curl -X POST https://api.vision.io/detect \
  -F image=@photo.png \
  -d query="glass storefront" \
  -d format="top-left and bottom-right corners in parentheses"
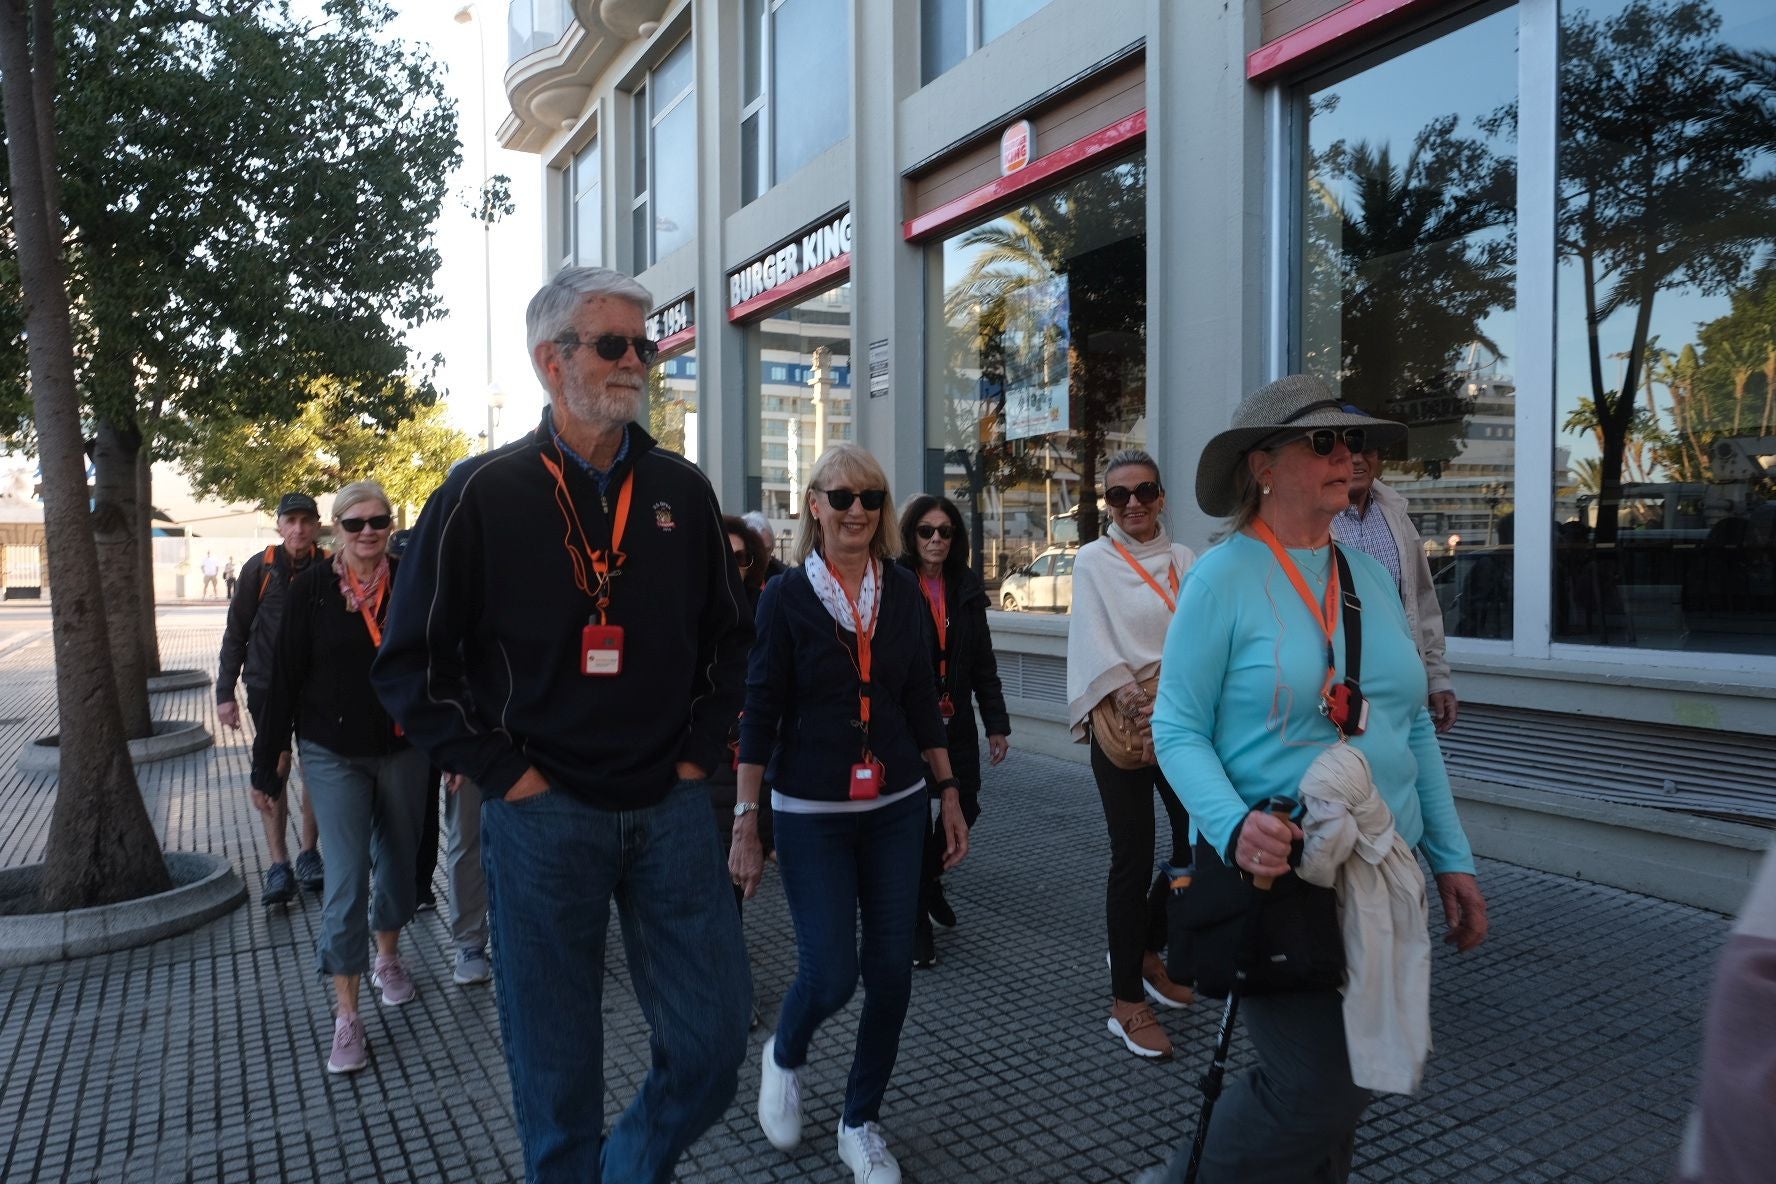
top-left (648, 348), bottom-right (698, 464)
top-left (924, 154), bottom-right (1147, 615)
top-left (1299, 5), bottom-right (1519, 640)
top-left (746, 283), bottom-right (853, 545)
top-left (1551, 0), bottom-right (1775, 655)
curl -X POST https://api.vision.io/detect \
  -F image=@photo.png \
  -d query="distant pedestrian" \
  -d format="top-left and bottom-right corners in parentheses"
top-left (1066, 449), bottom-right (1198, 1060)
top-left (744, 509), bottom-right (790, 580)
top-left (251, 480), bottom-right (424, 1075)
top-left (200, 552), bottom-right (220, 598)
top-left (1331, 408), bottom-right (1458, 733)
top-left (1146, 375), bottom-right (1487, 1183)
top-left (897, 493), bottom-right (1009, 969)
top-left (373, 265), bottom-right (753, 1183)
top-left (217, 492), bottom-right (326, 906)
top-left (222, 558), bottom-right (237, 599)
top-left (733, 443), bottom-right (969, 1184)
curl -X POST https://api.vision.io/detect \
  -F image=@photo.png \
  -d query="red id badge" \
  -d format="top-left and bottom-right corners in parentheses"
top-left (582, 624), bottom-right (624, 677)
top-left (938, 693), bottom-right (956, 721)
top-left (849, 759), bottom-right (885, 801)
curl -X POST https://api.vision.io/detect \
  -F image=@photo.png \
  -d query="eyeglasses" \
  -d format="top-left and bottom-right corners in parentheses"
top-left (1104, 482), bottom-right (1163, 508)
top-left (819, 488), bottom-right (887, 512)
top-left (339, 514), bottom-right (392, 533)
top-left (1262, 427), bottom-right (1367, 457)
top-left (915, 524), bottom-right (954, 541)
top-left (554, 333), bottom-right (660, 365)
top-left (730, 549), bottom-right (753, 570)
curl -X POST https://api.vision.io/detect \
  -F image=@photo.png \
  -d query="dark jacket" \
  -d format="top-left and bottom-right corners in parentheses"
top-left (898, 560), bottom-right (1011, 794)
top-left (251, 558), bottom-right (406, 796)
top-left (739, 563), bottom-right (947, 802)
top-left (217, 543), bottom-right (326, 703)
top-left (370, 414), bottom-right (754, 809)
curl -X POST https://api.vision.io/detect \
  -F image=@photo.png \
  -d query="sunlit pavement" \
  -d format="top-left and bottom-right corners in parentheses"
top-left (0, 612), bottom-right (1725, 1182)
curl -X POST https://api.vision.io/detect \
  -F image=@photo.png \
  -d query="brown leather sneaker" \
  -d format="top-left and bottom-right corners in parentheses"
top-left (1142, 950), bottom-right (1196, 1009)
top-left (1108, 999), bottom-right (1172, 1059)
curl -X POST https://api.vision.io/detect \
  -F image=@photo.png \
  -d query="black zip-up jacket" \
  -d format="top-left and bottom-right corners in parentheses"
top-left (738, 563), bottom-right (947, 802)
top-left (217, 543), bottom-right (326, 703)
top-left (896, 560), bottom-right (1011, 792)
top-left (250, 558), bottom-right (406, 796)
top-left (370, 414), bottom-right (753, 808)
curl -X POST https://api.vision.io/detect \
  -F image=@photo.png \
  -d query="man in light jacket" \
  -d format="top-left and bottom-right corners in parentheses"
top-left (1330, 427), bottom-right (1458, 733)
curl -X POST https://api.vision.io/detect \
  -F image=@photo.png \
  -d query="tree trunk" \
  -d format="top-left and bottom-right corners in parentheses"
top-left (136, 451), bottom-right (162, 676)
top-left (92, 419), bottom-right (154, 738)
top-left (0, 0), bottom-right (170, 908)
top-left (1763, 350), bottom-right (1775, 436)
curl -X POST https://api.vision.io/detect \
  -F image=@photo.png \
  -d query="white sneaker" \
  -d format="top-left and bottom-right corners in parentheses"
top-left (836, 1120), bottom-right (901, 1184)
top-left (757, 1036), bottom-right (803, 1151)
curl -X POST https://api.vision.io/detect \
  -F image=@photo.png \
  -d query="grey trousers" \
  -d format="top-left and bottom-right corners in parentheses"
top-left (299, 740), bottom-right (428, 977)
top-left (445, 777), bottom-right (488, 951)
top-left (1160, 989), bottom-right (1372, 1184)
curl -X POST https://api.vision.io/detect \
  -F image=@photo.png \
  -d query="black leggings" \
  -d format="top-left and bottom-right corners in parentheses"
top-left (1090, 737), bottom-right (1189, 1004)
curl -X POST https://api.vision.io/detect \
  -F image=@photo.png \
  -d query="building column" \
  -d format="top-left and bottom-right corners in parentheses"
top-left (693, 0), bottom-right (745, 505)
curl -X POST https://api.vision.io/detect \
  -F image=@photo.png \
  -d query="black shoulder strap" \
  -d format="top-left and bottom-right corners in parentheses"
top-left (1332, 545), bottom-right (1362, 689)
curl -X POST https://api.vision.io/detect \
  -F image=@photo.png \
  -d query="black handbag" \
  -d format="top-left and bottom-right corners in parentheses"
top-left (1163, 546), bottom-right (1365, 999)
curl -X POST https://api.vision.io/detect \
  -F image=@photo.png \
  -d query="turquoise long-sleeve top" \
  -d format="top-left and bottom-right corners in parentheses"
top-left (1151, 532), bottom-right (1475, 876)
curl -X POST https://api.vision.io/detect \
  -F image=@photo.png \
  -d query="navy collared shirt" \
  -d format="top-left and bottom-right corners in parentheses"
top-left (551, 424), bottom-right (631, 497)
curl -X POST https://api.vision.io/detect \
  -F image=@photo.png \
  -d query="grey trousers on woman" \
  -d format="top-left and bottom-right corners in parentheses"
top-left (1159, 989), bottom-right (1372, 1183)
top-left (444, 777), bottom-right (487, 952)
top-left (300, 740), bottom-right (428, 977)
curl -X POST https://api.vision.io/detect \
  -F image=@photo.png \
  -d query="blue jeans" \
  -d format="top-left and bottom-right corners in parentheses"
top-left (771, 790), bottom-right (926, 1126)
top-left (481, 779), bottom-right (750, 1184)
top-left (298, 741), bottom-right (427, 977)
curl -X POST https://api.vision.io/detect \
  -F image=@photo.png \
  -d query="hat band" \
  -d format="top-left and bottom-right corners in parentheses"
top-left (1277, 399), bottom-right (1345, 425)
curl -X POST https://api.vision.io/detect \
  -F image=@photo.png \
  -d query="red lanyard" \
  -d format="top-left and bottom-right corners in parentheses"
top-left (919, 573), bottom-right (948, 682)
top-left (539, 449), bottom-right (635, 624)
top-left (1111, 538), bottom-right (1179, 613)
top-left (345, 565), bottom-right (388, 649)
top-left (1251, 518), bottom-right (1342, 704)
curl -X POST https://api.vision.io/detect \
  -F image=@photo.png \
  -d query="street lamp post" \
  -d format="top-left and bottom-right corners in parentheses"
top-left (456, 4), bottom-right (497, 452)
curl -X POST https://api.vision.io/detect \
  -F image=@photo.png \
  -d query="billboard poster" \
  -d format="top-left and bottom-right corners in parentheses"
top-left (1003, 276), bottom-right (1070, 443)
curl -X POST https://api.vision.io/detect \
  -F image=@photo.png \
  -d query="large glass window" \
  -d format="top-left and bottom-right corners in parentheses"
top-left (631, 34), bottom-right (696, 270)
top-left (1551, 0), bottom-right (1775, 655)
top-left (921, 0), bottom-right (1055, 83)
top-left (746, 284), bottom-right (853, 543)
top-left (1299, 6), bottom-right (1519, 639)
top-left (742, 0), bottom-right (852, 203)
top-left (564, 138), bottom-right (600, 268)
top-left (925, 155), bottom-right (1147, 616)
top-left (649, 349), bottom-right (699, 464)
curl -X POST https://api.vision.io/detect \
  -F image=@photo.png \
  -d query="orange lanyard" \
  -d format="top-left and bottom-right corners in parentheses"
top-left (1111, 539), bottom-right (1180, 613)
top-left (1251, 518), bottom-right (1342, 703)
top-left (835, 561), bottom-right (881, 759)
top-left (539, 448), bottom-right (635, 624)
top-left (919, 573), bottom-right (948, 682)
top-left (345, 566), bottom-right (387, 649)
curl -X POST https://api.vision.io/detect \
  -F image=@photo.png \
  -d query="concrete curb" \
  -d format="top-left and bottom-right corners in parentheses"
top-left (17, 719), bottom-right (215, 775)
top-left (0, 851), bottom-right (246, 967)
top-left (147, 668), bottom-right (211, 693)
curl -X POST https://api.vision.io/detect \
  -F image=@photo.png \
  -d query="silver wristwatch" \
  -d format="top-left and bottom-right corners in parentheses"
top-left (733, 801), bottom-right (760, 819)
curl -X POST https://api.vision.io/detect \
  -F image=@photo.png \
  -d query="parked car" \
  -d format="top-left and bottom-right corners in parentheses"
top-left (999, 548), bottom-right (1075, 612)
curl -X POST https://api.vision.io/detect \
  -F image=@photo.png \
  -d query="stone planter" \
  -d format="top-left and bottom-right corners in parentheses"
top-left (0, 851), bottom-right (245, 966)
top-left (147, 668), bottom-right (211, 693)
top-left (17, 719), bottom-right (214, 775)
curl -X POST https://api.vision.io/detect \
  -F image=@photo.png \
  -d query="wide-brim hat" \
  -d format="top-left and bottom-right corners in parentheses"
top-left (1194, 375), bottom-right (1407, 517)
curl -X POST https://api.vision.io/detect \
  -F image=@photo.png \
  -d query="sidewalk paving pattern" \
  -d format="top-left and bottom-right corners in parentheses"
top-left (0, 616), bottom-right (1730, 1182)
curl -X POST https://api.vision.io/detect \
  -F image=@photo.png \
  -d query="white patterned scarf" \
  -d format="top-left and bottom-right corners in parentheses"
top-left (804, 549), bottom-right (880, 634)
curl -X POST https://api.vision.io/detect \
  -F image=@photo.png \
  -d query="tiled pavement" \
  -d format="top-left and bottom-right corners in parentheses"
top-left (0, 609), bottom-right (1735, 1182)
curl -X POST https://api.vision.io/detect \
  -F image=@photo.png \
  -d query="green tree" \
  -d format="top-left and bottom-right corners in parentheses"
top-left (0, 0), bottom-right (458, 735)
top-left (0, 0), bottom-right (170, 908)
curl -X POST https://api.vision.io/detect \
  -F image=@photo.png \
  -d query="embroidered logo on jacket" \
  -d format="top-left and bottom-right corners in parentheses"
top-left (653, 501), bottom-right (676, 531)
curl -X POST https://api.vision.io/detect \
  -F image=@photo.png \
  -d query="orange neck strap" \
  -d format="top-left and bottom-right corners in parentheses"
top-left (539, 446), bottom-right (635, 624)
top-left (1251, 517), bottom-right (1341, 702)
top-left (1111, 537), bottom-right (1180, 613)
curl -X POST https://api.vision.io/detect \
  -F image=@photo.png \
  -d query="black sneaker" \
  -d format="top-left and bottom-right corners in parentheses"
top-left (926, 881), bottom-right (957, 929)
top-left (294, 848), bottom-right (324, 894)
top-left (913, 917), bottom-right (937, 969)
top-left (414, 892), bottom-right (436, 914)
top-left (263, 861), bottom-right (296, 907)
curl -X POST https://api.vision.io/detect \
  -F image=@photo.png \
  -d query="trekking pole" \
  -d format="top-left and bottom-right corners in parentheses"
top-left (1183, 796), bottom-right (1297, 1184)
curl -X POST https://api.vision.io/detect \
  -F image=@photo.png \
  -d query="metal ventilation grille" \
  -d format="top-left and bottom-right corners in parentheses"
top-left (999, 651), bottom-right (1069, 704)
top-left (1440, 704), bottom-right (1776, 827)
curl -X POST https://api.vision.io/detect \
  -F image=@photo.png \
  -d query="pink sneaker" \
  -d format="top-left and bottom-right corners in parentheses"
top-left (371, 954), bottom-right (416, 1006)
top-left (327, 1013), bottom-right (367, 1074)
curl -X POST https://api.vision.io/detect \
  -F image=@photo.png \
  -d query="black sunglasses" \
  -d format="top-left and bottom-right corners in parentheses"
top-left (820, 488), bottom-right (887, 512)
top-left (339, 514), bottom-right (392, 533)
top-left (1262, 427), bottom-right (1367, 457)
top-left (915, 524), bottom-right (955, 541)
top-left (555, 333), bottom-right (660, 365)
top-left (730, 548), bottom-right (753, 570)
top-left (1105, 481), bottom-right (1163, 508)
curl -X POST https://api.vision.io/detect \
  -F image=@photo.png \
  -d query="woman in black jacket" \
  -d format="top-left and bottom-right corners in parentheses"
top-left (252, 480), bottom-right (427, 1077)
top-left (898, 494), bottom-right (1011, 968)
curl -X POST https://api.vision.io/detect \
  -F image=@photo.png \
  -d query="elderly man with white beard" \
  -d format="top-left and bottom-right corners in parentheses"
top-left (373, 267), bottom-right (755, 1183)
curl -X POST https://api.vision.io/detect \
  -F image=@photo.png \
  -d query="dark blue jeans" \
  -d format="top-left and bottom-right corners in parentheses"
top-left (481, 779), bottom-right (750, 1184)
top-left (771, 790), bottom-right (926, 1126)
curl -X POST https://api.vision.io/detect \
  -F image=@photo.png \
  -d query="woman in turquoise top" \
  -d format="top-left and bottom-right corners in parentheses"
top-left (1145, 375), bottom-right (1488, 1184)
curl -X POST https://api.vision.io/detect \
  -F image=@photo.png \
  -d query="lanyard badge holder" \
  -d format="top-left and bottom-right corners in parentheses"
top-left (541, 446), bottom-right (635, 678)
top-left (1252, 521), bottom-right (1367, 740)
top-left (845, 562), bottom-right (886, 800)
top-left (920, 575), bottom-right (956, 721)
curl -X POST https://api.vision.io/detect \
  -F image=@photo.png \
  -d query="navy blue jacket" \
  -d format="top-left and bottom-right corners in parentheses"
top-left (739, 563), bottom-right (947, 802)
top-left (371, 414), bottom-right (753, 809)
